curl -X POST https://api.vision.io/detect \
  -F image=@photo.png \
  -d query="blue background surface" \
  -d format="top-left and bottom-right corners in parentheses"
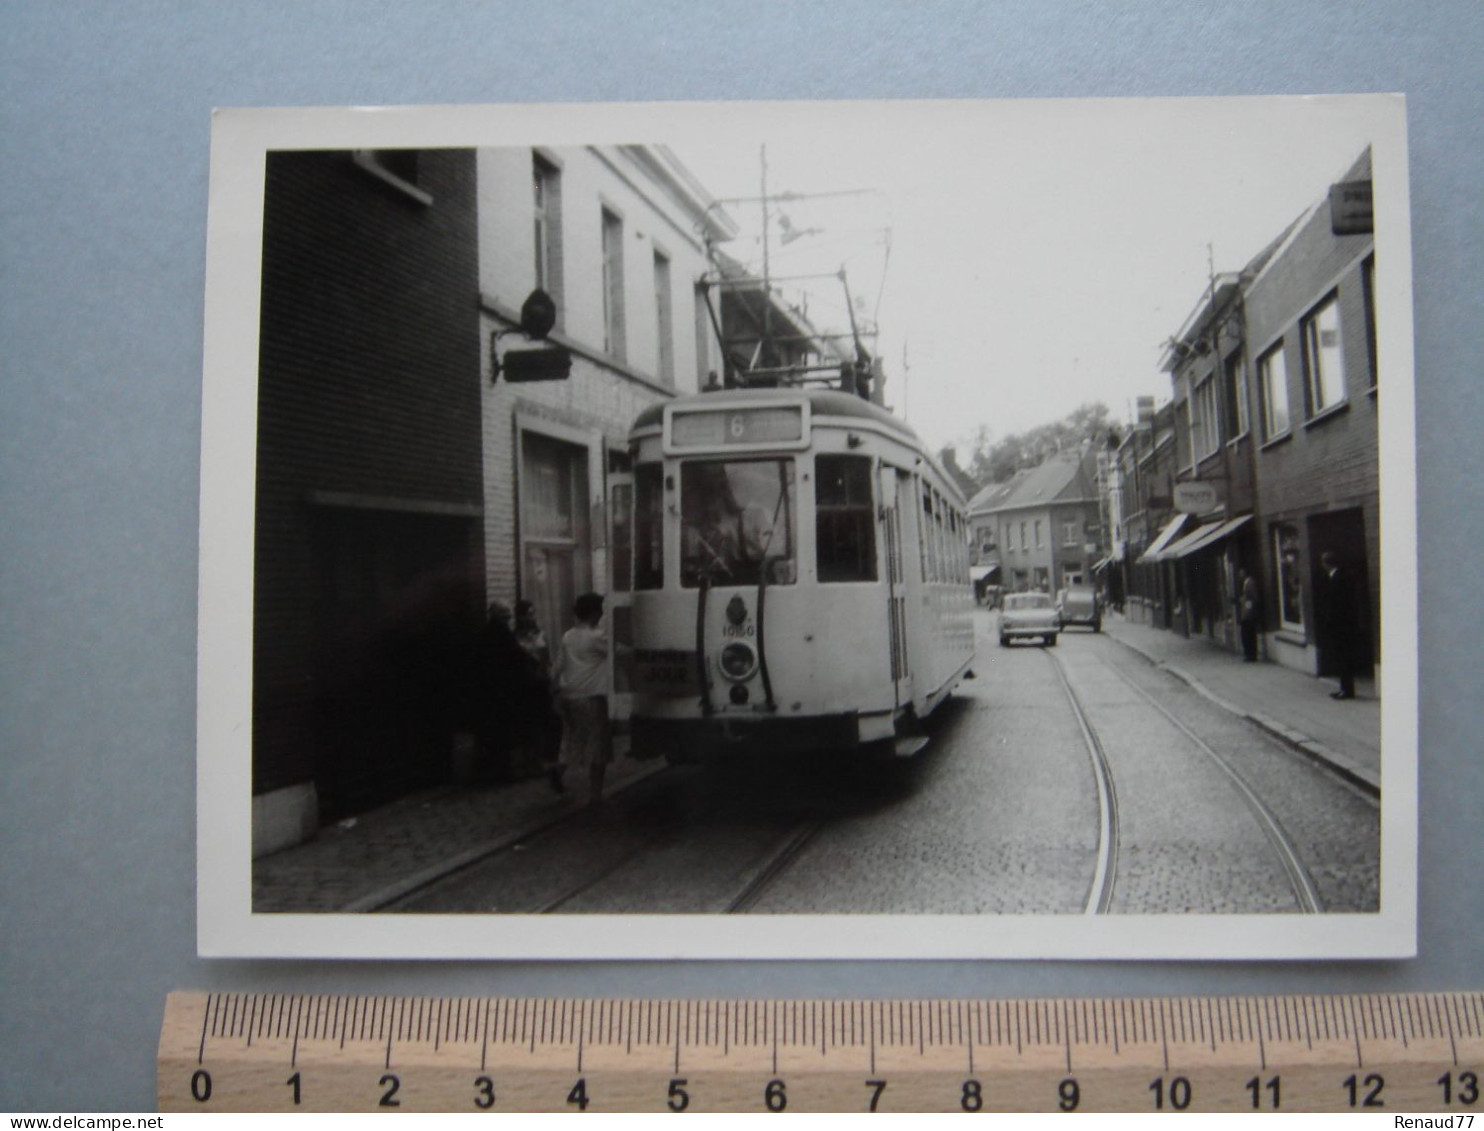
top-left (2, 0), bottom-right (1481, 1110)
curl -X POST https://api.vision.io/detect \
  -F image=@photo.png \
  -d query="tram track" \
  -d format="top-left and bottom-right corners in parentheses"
top-left (1095, 654), bottom-right (1322, 913)
top-left (1048, 642), bottom-right (1323, 916)
top-left (725, 817), bottom-right (828, 913)
top-left (1046, 649), bottom-right (1121, 915)
top-left (379, 756), bottom-right (840, 915)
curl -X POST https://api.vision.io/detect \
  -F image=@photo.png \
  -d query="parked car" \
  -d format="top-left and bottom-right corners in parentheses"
top-left (999, 591), bottom-right (1060, 647)
top-left (1056, 586), bottom-right (1101, 632)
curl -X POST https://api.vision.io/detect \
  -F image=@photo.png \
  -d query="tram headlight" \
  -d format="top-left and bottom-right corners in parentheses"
top-left (719, 642), bottom-right (757, 682)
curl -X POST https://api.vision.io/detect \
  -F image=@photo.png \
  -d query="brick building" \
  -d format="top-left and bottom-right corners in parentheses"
top-left (1120, 148), bottom-right (1378, 679)
top-left (1119, 399), bottom-right (1184, 626)
top-left (1244, 149), bottom-right (1378, 678)
top-left (253, 149), bottom-right (483, 850)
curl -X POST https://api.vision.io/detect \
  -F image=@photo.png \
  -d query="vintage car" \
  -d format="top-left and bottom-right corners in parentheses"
top-left (998, 591), bottom-right (1060, 647)
top-left (1056, 586), bottom-right (1102, 632)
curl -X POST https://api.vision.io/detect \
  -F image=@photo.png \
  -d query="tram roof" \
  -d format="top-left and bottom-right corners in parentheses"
top-left (630, 388), bottom-right (920, 443)
top-left (630, 388), bottom-right (968, 508)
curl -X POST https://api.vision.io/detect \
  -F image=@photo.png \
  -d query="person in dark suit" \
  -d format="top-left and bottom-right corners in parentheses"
top-left (1317, 551), bottom-right (1359, 699)
top-left (1237, 569), bottom-right (1261, 662)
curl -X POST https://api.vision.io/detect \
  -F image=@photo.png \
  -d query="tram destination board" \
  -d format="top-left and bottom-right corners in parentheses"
top-left (159, 991), bottom-right (1484, 1113)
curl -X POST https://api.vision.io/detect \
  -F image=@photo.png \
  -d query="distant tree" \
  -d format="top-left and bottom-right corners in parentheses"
top-left (938, 446), bottom-right (980, 499)
top-left (963, 402), bottom-right (1118, 487)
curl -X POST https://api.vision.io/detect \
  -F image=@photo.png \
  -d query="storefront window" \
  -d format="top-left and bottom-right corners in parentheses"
top-left (1273, 521), bottom-right (1304, 631)
top-left (680, 459), bottom-right (796, 587)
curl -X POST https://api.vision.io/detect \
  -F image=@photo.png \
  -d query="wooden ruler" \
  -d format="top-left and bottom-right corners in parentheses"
top-left (159, 991), bottom-right (1483, 1113)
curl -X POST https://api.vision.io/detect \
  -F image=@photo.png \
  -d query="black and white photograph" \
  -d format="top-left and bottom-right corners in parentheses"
top-left (199, 96), bottom-right (1416, 959)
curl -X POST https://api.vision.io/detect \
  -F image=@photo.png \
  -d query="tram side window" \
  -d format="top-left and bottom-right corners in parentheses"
top-left (634, 463), bottom-right (664, 590)
top-left (920, 489), bottom-right (931, 581)
top-left (815, 454), bottom-right (877, 583)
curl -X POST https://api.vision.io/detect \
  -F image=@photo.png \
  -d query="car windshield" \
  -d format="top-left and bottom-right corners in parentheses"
top-left (1005, 593), bottom-right (1052, 610)
top-left (680, 459), bottom-right (796, 587)
top-left (1003, 590), bottom-right (1050, 608)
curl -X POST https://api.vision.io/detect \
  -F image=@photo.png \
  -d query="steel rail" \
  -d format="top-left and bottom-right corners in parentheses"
top-left (1098, 655), bottom-right (1323, 914)
top-left (1046, 649), bottom-right (1121, 915)
top-left (725, 818), bottom-right (827, 914)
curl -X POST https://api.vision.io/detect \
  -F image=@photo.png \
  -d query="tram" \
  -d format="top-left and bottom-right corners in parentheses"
top-left (618, 384), bottom-right (976, 763)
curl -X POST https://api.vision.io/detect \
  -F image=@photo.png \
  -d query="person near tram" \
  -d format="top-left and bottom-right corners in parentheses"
top-left (513, 598), bottom-right (563, 783)
top-left (551, 592), bottom-right (615, 807)
top-left (466, 601), bottom-right (548, 784)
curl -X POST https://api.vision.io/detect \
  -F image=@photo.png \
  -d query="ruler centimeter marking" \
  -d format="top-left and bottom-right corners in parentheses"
top-left (159, 991), bottom-right (1484, 1113)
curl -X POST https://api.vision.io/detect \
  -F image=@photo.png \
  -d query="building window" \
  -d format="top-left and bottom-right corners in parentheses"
top-left (1191, 376), bottom-right (1220, 460)
top-left (1035, 520), bottom-right (1043, 549)
top-left (601, 208), bottom-right (626, 361)
top-left (1063, 520), bottom-right (1079, 547)
top-left (653, 250), bottom-right (674, 386)
top-left (1020, 521), bottom-right (1027, 552)
top-left (1273, 521), bottom-right (1305, 632)
top-left (1225, 349), bottom-right (1249, 439)
top-left (1258, 343), bottom-right (1290, 440)
top-left (1302, 293), bottom-right (1345, 415)
top-left (532, 156), bottom-right (563, 320)
top-left (1362, 255), bottom-right (1378, 389)
top-left (816, 455), bottom-right (877, 583)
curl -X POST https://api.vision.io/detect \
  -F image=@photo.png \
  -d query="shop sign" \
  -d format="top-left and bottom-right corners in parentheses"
top-left (1173, 480), bottom-right (1220, 514)
top-left (1330, 180), bottom-right (1373, 235)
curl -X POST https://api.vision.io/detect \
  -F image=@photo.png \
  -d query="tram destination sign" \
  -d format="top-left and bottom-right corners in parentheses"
top-left (665, 402), bottom-right (809, 454)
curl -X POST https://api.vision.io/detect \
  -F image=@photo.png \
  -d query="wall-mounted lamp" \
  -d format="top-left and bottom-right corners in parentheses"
top-left (492, 289), bottom-right (570, 383)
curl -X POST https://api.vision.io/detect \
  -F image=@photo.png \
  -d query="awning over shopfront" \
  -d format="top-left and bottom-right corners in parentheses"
top-left (1091, 555), bottom-right (1115, 573)
top-left (1165, 513), bottom-right (1253, 559)
top-left (970, 563), bottom-right (1000, 582)
top-left (1136, 514), bottom-right (1192, 564)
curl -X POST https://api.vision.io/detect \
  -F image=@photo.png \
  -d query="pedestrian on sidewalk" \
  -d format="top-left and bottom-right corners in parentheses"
top-left (1237, 569), bottom-right (1261, 663)
top-left (1317, 551), bottom-right (1359, 700)
top-left (466, 601), bottom-right (537, 783)
top-left (514, 599), bottom-right (563, 780)
top-left (551, 592), bottom-right (614, 807)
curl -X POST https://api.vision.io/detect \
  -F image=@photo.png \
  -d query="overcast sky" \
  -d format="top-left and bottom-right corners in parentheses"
top-left (674, 98), bottom-right (1380, 457)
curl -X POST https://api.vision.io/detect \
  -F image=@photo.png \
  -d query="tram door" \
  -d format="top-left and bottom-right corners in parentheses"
top-left (606, 469), bottom-right (634, 721)
top-left (879, 465), bottom-right (913, 711)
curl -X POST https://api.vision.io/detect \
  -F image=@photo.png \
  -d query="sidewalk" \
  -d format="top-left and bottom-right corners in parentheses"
top-left (1099, 613), bottom-right (1380, 797)
top-left (252, 737), bottom-right (668, 914)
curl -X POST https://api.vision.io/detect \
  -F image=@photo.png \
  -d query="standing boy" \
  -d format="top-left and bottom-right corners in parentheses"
top-left (551, 592), bottom-right (613, 806)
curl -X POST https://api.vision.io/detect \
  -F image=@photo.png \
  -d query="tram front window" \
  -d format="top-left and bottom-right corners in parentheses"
top-left (680, 459), bottom-right (796, 587)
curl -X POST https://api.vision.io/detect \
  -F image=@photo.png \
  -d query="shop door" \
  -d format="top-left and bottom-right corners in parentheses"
top-left (1308, 508), bottom-right (1374, 674)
